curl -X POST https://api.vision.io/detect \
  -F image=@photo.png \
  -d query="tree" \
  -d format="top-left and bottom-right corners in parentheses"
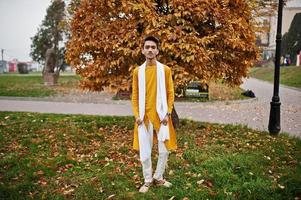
top-left (66, 0), bottom-right (259, 95)
top-left (30, 0), bottom-right (66, 69)
top-left (63, 0), bottom-right (81, 40)
top-left (247, 0), bottom-right (278, 38)
top-left (281, 13), bottom-right (301, 64)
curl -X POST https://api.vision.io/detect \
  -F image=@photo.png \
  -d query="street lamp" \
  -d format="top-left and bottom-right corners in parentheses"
top-left (268, 0), bottom-right (284, 135)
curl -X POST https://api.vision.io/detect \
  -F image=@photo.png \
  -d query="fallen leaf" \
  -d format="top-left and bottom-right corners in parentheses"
top-left (206, 180), bottom-right (213, 188)
top-left (38, 178), bottom-right (47, 186)
top-left (278, 184), bottom-right (285, 189)
top-left (63, 188), bottom-right (74, 195)
top-left (35, 170), bottom-right (44, 175)
top-left (107, 194), bottom-right (115, 199)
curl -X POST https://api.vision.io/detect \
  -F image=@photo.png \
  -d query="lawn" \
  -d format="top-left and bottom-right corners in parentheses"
top-left (250, 66), bottom-right (301, 88)
top-left (0, 73), bottom-right (247, 101)
top-left (0, 73), bottom-right (80, 97)
top-left (0, 112), bottom-right (300, 199)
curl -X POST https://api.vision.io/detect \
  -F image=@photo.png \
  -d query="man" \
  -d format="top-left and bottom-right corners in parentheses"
top-left (131, 36), bottom-right (177, 193)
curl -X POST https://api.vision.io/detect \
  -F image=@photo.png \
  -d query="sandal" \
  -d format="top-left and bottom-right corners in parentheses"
top-left (154, 179), bottom-right (172, 188)
top-left (139, 181), bottom-right (152, 193)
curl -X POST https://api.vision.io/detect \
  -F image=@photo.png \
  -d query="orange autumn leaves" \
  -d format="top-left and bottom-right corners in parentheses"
top-left (65, 0), bottom-right (259, 94)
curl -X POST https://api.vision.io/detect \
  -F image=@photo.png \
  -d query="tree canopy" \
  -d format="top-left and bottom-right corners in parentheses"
top-left (281, 13), bottom-right (301, 63)
top-left (66, 0), bottom-right (259, 94)
top-left (30, 0), bottom-right (65, 66)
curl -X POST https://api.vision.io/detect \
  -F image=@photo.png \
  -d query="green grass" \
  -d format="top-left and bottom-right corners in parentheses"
top-left (0, 112), bottom-right (300, 199)
top-left (0, 73), bottom-right (80, 97)
top-left (250, 66), bottom-right (301, 88)
top-left (1, 73), bottom-right (248, 101)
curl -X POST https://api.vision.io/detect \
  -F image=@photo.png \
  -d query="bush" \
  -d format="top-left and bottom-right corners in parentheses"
top-left (17, 63), bottom-right (29, 74)
top-left (281, 13), bottom-right (301, 64)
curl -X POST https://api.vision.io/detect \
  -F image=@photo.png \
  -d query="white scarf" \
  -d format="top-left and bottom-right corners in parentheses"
top-left (138, 61), bottom-right (170, 162)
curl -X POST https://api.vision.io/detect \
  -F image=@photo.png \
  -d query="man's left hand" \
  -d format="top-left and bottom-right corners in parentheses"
top-left (161, 115), bottom-right (169, 126)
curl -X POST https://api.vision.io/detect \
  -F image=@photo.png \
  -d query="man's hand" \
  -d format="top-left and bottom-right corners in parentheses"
top-left (136, 118), bottom-right (143, 126)
top-left (161, 114), bottom-right (169, 126)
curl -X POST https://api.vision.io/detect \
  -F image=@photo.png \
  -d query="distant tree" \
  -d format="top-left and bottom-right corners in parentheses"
top-left (281, 13), bottom-right (301, 64)
top-left (64, 0), bottom-right (81, 39)
top-left (66, 0), bottom-right (259, 94)
top-left (30, 0), bottom-right (66, 70)
top-left (248, 0), bottom-right (278, 40)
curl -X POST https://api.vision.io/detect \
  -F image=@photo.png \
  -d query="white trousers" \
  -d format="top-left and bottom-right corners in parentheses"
top-left (141, 121), bottom-right (169, 183)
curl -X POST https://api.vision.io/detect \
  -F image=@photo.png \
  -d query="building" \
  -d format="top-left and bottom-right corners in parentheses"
top-left (257, 0), bottom-right (301, 59)
top-left (0, 60), bottom-right (7, 73)
top-left (269, 0), bottom-right (301, 50)
top-left (8, 59), bottom-right (18, 72)
top-left (26, 61), bottom-right (43, 72)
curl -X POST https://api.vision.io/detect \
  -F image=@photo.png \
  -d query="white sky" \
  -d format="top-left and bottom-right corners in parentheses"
top-left (0, 0), bottom-right (51, 62)
top-left (0, 0), bottom-right (299, 62)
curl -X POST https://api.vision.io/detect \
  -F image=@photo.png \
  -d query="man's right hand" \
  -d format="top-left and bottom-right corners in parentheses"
top-left (136, 118), bottom-right (143, 126)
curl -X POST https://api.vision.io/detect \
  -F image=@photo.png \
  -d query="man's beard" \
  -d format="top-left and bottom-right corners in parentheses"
top-left (147, 53), bottom-right (155, 59)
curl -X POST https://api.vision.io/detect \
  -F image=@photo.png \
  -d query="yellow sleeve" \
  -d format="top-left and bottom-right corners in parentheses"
top-left (165, 66), bottom-right (174, 114)
top-left (131, 68), bottom-right (139, 119)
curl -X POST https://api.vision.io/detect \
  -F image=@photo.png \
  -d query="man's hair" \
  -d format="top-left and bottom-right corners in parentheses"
top-left (143, 35), bottom-right (160, 48)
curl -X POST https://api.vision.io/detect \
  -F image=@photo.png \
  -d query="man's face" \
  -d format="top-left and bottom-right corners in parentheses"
top-left (142, 40), bottom-right (159, 60)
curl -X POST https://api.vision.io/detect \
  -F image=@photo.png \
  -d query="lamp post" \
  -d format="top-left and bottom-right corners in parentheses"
top-left (268, 0), bottom-right (284, 135)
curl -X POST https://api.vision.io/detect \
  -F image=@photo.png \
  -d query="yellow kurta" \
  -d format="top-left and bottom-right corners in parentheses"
top-left (131, 64), bottom-right (177, 151)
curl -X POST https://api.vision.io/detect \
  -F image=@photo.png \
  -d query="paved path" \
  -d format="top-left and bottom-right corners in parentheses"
top-left (0, 78), bottom-right (300, 137)
top-left (175, 78), bottom-right (301, 137)
top-left (241, 78), bottom-right (301, 137)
